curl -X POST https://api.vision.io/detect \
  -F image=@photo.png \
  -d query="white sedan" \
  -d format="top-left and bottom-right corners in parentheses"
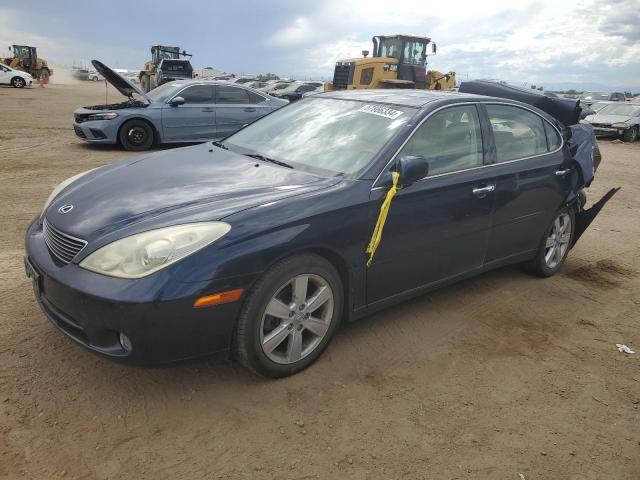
top-left (0, 64), bottom-right (34, 88)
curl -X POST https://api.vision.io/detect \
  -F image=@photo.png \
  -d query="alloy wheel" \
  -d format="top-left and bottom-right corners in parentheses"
top-left (544, 212), bottom-right (571, 269)
top-left (13, 78), bottom-right (25, 88)
top-left (260, 274), bottom-right (334, 365)
top-left (127, 127), bottom-right (147, 145)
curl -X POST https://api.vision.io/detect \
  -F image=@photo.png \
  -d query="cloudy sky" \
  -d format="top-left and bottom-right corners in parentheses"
top-left (2, 0), bottom-right (639, 90)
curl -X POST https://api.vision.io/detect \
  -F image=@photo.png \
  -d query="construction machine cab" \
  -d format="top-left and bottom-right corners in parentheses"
top-left (10, 45), bottom-right (37, 68)
top-left (140, 45), bottom-right (193, 92)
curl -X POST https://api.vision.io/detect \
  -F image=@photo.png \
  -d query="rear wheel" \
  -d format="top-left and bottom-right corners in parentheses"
top-left (622, 126), bottom-right (638, 143)
top-left (524, 207), bottom-right (575, 277)
top-left (233, 254), bottom-right (343, 377)
top-left (11, 76), bottom-right (25, 88)
top-left (119, 119), bottom-right (154, 151)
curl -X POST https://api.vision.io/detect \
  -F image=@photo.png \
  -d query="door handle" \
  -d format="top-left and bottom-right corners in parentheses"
top-left (472, 184), bottom-right (495, 196)
top-left (244, 107), bottom-right (256, 112)
top-left (555, 169), bottom-right (571, 176)
top-left (201, 107), bottom-right (214, 112)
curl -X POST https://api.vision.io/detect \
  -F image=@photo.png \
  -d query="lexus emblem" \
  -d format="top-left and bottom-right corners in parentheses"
top-left (58, 204), bottom-right (74, 214)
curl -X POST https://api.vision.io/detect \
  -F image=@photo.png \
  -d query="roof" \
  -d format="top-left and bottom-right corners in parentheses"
top-left (319, 89), bottom-right (471, 107)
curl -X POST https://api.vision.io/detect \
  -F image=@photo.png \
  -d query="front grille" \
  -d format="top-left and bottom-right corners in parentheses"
top-left (332, 63), bottom-right (353, 90)
top-left (74, 125), bottom-right (86, 138)
top-left (43, 219), bottom-right (87, 264)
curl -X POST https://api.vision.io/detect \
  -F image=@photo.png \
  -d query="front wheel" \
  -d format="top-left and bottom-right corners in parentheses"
top-left (622, 126), bottom-right (638, 143)
top-left (118, 119), bottom-right (154, 151)
top-left (11, 76), bottom-right (25, 88)
top-left (233, 254), bottom-right (343, 377)
top-left (524, 207), bottom-right (575, 277)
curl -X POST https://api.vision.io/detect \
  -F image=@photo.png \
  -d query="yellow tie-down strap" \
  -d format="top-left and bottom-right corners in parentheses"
top-left (366, 171), bottom-right (400, 267)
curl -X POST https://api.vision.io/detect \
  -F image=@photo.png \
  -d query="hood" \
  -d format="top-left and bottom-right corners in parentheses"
top-left (45, 143), bottom-right (339, 243)
top-left (586, 114), bottom-right (635, 125)
top-left (91, 59), bottom-right (151, 104)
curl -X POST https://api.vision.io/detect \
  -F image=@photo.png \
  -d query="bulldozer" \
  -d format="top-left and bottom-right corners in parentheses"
top-left (1, 45), bottom-right (53, 83)
top-left (325, 34), bottom-right (455, 92)
top-left (138, 45), bottom-right (193, 92)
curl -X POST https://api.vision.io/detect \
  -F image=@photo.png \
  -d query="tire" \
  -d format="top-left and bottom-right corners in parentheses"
top-left (118, 119), bottom-right (154, 151)
top-left (92, 76), bottom-right (98, 82)
top-left (622, 126), bottom-right (638, 143)
top-left (524, 206), bottom-right (575, 277)
top-left (11, 76), bottom-right (25, 88)
top-left (233, 254), bottom-right (344, 377)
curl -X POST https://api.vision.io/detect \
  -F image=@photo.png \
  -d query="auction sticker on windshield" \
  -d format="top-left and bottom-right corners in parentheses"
top-left (358, 104), bottom-right (404, 119)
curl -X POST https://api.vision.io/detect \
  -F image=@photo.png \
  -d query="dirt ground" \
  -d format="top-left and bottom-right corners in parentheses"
top-left (1, 82), bottom-right (639, 480)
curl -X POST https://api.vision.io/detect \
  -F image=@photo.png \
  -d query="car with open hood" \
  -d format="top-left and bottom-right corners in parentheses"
top-left (72, 60), bottom-right (288, 151)
top-left (27, 88), bottom-right (613, 377)
top-left (584, 102), bottom-right (640, 142)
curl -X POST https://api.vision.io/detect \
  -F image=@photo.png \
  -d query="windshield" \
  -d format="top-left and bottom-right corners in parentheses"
top-left (598, 104), bottom-right (640, 116)
top-left (146, 82), bottom-right (183, 102)
top-left (403, 40), bottom-right (428, 65)
top-left (590, 101), bottom-right (610, 112)
top-left (224, 98), bottom-right (414, 176)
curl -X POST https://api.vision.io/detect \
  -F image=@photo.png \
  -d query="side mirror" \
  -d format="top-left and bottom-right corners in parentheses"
top-left (169, 96), bottom-right (185, 107)
top-left (396, 155), bottom-right (429, 186)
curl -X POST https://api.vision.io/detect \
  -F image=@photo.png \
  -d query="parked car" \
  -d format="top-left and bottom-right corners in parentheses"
top-left (272, 81), bottom-right (325, 102)
top-left (259, 80), bottom-right (293, 94)
top-left (584, 102), bottom-right (640, 142)
top-left (27, 88), bottom-right (605, 377)
top-left (88, 70), bottom-right (103, 82)
top-left (0, 63), bottom-right (33, 87)
top-left (579, 91), bottom-right (625, 106)
top-left (72, 60), bottom-right (288, 151)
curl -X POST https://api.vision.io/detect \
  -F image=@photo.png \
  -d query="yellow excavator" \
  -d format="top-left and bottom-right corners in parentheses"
top-left (1, 45), bottom-right (53, 83)
top-left (325, 34), bottom-right (455, 92)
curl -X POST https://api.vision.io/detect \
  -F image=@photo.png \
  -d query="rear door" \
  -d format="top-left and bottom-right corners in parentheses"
top-left (161, 84), bottom-right (216, 141)
top-left (214, 85), bottom-right (268, 138)
top-left (482, 103), bottom-right (569, 265)
top-left (366, 104), bottom-right (496, 304)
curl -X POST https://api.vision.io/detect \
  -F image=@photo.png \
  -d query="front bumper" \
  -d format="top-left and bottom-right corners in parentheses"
top-left (25, 219), bottom-right (247, 364)
top-left (591, 125), bottom-right (630, 137)
top-left (73, 120), bottom-right (119, 144)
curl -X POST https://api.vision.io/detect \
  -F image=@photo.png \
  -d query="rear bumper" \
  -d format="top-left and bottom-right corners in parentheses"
top-left (25, 219), bottom-right (245, 364)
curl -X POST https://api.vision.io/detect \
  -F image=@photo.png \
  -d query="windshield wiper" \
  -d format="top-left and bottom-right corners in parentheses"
top-left (245, 153), bottom-right (294, 169)
top-left (212, 140), bottom-right (228, 150)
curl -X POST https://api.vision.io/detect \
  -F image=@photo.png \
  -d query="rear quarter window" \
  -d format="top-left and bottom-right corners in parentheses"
top-left (544, 121), bottom-right (562, 151)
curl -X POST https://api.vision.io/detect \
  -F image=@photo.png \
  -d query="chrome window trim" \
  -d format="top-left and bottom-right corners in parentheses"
top-left (371, 101), bottom-right (565, 190)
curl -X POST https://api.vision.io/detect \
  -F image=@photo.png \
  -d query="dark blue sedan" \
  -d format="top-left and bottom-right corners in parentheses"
top-left (26, 89), bottom-right (602, 377)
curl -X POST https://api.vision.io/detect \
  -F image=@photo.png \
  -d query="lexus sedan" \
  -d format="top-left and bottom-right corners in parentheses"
top-left (73, 61), bottom-right (287, 151)
top-left (27, 89), bottom-right (601, 377)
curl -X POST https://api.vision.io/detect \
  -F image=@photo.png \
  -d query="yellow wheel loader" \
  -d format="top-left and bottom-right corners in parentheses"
top-left (325, 34), bottom-right (455, 92)
top-left (138, 45), bottom-right (193, 93)
top-left (1, 45), bottom-right (53, 83)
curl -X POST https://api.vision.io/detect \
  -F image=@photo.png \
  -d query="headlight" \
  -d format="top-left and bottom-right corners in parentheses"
top-left (612, 122), bottom-right (630, 128)
top-left (87, 112), bottom-right (118, 121)
top-left (79, 222), bottom-right (231, 278)
top-left (41, 168), bottom-right (99, 216)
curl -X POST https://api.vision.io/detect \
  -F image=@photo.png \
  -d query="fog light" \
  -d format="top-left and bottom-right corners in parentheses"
top-left (119, 333), bottom-right (133, 352)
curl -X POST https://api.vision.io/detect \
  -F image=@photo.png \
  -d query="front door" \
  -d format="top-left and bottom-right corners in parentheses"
top-left (161, 84), bottom-right (216, 141)
top-left (366, 104), bottom-right (495, 304)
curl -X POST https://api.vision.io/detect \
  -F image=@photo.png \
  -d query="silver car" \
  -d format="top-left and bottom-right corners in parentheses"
top-left (584, 102), bottom-right (640, 142)
top-left (73, 61), bottom-right (288, 151)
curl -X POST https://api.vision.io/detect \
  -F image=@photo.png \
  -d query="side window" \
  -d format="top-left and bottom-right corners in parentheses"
top-left (544, 121), bottom-right (561, 151)
top-left (217, 85), bottom-right (251, 104)
top-left (397, 105), bottom-right (483, 176)
top-left (360, 68), bottom-right (374, 85)
top-left (486, 104), bottom-right (547, 162)
top-left (246, 90), bottom-right (266, 104)
top-left (177, 85), bottom-right (213, 104)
